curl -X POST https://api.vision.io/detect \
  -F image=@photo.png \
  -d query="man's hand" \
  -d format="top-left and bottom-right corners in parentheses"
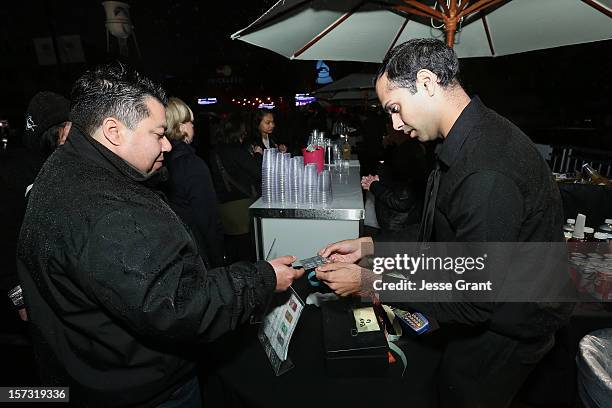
top-left (269, 255), bottom-right (304, 292)
top-left (361, 175), bottom-right (380, 191)
top-left (315, 262), bottom-right (363, 297)
top-left (318, 237), bottom-right (374, 264)
top-left (17, 308), bottom-right (28, 322)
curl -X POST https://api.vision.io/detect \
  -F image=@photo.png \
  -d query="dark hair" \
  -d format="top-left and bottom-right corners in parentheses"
top-left (376, 38), bottom-right (460, 94)
top-left (218, 116), bottom-right (246, 145)
top-left (251, 108), bottom-right (274, 139)
top-left (69, 62), bottom-right (168, 136)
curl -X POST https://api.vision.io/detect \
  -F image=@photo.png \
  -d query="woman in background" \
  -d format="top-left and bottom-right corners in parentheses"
top-left (163, 97), bottom-right (225, 267)
top-left (210, 115), bottom-right (261, 262)
top-left (249, 108), bottom-right (286, 154)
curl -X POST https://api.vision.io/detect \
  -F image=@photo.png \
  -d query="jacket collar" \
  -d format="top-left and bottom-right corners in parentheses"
top-left (63, 125), bottom-right (165, 184)
top-left (169, 139), bottom-right (193, 160)
top-left (435, 96), bottom-right (485, 169)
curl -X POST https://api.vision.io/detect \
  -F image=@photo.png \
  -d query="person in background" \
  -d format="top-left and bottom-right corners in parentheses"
top-left (0, 91), bottom-right (71, 322)
top-left (210, 115), bottom-right (261, 262)
top-left (249, 108), bottom-right (286, 154)
top-left (17, 63), bottom-right (303, 407)
top-left (163, 97), bottom-right (225, 268)
top-left (360, 122), bottom-right (432, 241)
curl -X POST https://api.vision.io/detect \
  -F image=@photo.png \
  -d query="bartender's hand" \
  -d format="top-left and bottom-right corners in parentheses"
top-left (316, 262), bottom-right (362, 297)
top-left (319, 237), bottom-right (374, 264)
top-left (253, 146), bottom-right (263, 155)
top-left (18, 308), bottom-right (28, 322)
top-left (269, 256), bottom-right (304, 292)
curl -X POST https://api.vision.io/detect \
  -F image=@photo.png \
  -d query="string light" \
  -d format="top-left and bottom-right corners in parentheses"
top-left (226, 96), bottom-right (278, 108)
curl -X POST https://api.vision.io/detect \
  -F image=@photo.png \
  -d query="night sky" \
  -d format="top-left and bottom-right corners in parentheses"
top-left (0, 0), bottom-right (610, 148)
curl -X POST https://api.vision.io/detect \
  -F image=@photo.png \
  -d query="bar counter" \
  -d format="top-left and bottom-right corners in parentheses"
top-left (250, 161), bottom-right (364, 261)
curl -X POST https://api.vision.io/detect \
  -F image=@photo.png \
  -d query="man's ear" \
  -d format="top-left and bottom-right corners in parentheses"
top-left (416, 69), bottom-right (437, 97)
top-left (101, 117), bottom-right (123, 146)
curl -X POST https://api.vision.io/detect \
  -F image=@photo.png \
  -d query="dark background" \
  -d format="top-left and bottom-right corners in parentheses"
top-left (0, 0), bottom-right (610, 148)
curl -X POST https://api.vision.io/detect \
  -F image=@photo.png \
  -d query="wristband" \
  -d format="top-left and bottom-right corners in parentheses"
top-left (8, 285), bottom-right (24, 309)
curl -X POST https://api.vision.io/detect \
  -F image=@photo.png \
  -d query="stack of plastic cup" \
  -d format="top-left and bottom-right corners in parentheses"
top-left (261, 148), bottom-right (278, 204)
top-left (318, 169), bottom-right (333, 205)
top-left (294, 156), bottom-right (304, 168)
top-left (288, 157), bottom-right (304, 205)
top-left (274, 152), bottom-right (291, 204)
top-left (304, 163), bottom-right (318, 206)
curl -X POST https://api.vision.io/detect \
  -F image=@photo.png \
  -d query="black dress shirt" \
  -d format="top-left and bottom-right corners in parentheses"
top-left (410, 96), bottom-right (572, 325)
top-left (428, 96), bottom-right (564, 243)
top-left (395, 97), bottom-right (573, 407)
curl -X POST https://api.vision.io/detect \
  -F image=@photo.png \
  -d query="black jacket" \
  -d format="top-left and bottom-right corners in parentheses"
top-left (249, 134), bottom-right (279, 152)
top-left (17, 128), bottom-right (276, 407)
top-left (370, 138), bottom-right (429, 237)
top-left (369, 181), bottom-right (422, 240)
top-left (210, 143), bottom-right (261, 204)
top-left (164, 140), bottom-right (225, 267)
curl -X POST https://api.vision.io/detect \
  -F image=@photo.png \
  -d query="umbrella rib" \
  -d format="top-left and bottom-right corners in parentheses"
top-left (394, 5), bottom-right (442, 20)
top-left (386, 17), bottom-right (411, 57)
top-left (402, 1), bottom-right (445, 20)
top-left (292, 1), bottom-right (366, 58)
top-left (481, 15), bottom-right (495, 56)
top-left (458, 0), bottom-right (506, 19)
top-left (438, 1), bottom-right (450, 15)
top-left (581, 0), bottom-right (612, 18)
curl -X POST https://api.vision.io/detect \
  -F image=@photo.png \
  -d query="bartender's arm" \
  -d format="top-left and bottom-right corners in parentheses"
top-left (317, 171), bottom-right (523, 322)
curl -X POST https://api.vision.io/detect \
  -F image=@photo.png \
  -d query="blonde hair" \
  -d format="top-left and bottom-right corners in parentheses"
top-left (165, 97), bottom-right (194, 141)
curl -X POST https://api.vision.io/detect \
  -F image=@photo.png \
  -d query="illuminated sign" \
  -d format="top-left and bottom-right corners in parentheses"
top-left (295, 93), bottom-right (316, 106)
top-left (316, 60), bottom-right (333, 85)
top-left (197, 98), bottom-right (218, 105)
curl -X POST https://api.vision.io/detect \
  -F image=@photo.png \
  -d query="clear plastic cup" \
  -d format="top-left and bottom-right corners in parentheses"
top-left (274, 152), bottom-right (291, 204)
top-left (294, 156), bottom-right (304, 169)
top-left (261, 148), bottom-right (278, 204)
top-left (288, 157), bottom-right (304, 205)
top-left (318, 169), bottom-right (333, 205)
top-left (304, 163), bottom-right (318, 206)
top-left (333, 143), bottom-right (342, 166)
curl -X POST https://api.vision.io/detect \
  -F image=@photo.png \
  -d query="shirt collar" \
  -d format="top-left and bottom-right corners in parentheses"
top-left (435, 96), bottom-right (485, 169)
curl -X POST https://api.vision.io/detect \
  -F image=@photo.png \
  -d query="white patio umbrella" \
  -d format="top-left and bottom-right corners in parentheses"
top-left (231, 0), bottom-right (612, 61)
top-left (312, 73), bottom-right (378, 104)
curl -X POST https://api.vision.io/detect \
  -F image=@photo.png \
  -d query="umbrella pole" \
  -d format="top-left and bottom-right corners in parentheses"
top-left (444, 0), bottom-right (458, 47)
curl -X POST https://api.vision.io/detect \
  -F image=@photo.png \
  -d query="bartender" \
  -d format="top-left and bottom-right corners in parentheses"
top-left (315, 38), bottom-right (573, 408)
